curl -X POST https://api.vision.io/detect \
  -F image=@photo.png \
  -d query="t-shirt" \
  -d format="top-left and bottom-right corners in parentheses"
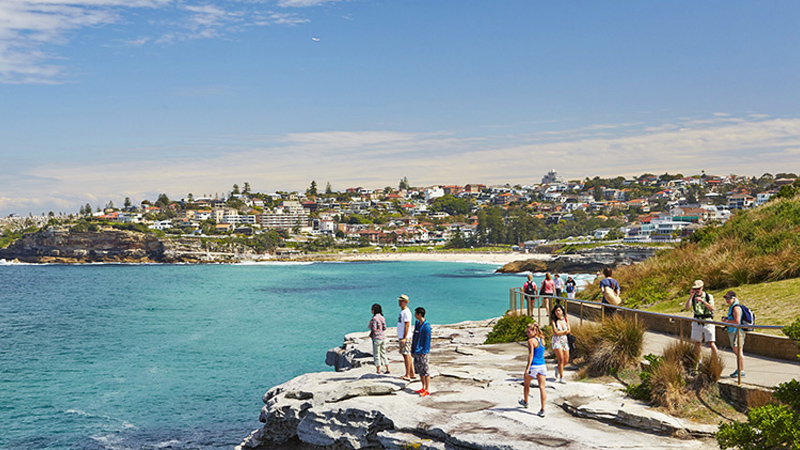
top-left (523, 280), bottom-right (538, 295)
top-left (554, 278), bottom-right (564, 290)
top-left (565, 279), bottom-right (576, 293)
top-left (397, 307), bottom-right (412, 340)
top-left (369, 313), bottom-right (386, 340)
top-left (542, 279), bottom-right (555, 294)
top-left (691, 292), bottom-right (714, 319)
top-left (599, 277), bottom-right (620, 304)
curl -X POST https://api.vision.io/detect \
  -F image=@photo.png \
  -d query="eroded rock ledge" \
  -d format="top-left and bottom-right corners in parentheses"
top-left (238, 319), bottom-right (716, 450)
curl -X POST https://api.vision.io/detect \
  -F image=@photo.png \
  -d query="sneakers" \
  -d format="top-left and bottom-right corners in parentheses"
top-left (414, 388), bottom-right (425, 394)
top-left (518, 399), bottom-right (528, 408)
top-left (419, 390), bottom-right (430, 397)
top-left (536, 409), bottom-right (546, 418)
top-left (730, 370), bottom-right (746, 378)
top-left (558, 377), bottom-right (566, 384)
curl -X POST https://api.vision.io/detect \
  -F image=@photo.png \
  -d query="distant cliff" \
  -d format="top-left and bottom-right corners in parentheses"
top-left (495, 244), bottom-right (663, 273)
top-left (0, 227), bottom-right (264, 263)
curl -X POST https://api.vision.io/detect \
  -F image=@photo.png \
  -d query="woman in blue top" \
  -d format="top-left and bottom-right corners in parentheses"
top-left (520, 322), bottom-right (547, 417)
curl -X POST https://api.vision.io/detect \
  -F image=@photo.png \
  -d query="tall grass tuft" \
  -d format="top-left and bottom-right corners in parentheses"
top-left (574, 316), bottom-right (646, 376)
top-left (663, 341), bottom-right (700, 375)
top-left (649, 358), bottom-right (688, 412)
top-left (693, 353), bottom-right (724, 391)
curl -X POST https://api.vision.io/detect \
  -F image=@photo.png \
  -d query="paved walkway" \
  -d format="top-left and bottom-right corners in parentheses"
top-left (643, 330), bottom-right (800, 388)
top-left (558, 313), bottom-right (800, 388)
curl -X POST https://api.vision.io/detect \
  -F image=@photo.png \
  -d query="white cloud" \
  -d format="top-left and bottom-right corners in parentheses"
top-left (5, 116), bottom-right (800, 216)
top-left (277, 0), bottom-right (339, 7)
top-left (0, 0), bottom-right (327, 83)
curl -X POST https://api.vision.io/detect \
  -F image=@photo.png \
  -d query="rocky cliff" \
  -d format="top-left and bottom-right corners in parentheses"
top-left (237, 319), bottom-right (716, 450)
top-left (0, 227), bottom-right (261, 263)
top-left (496, 244), bottom-right (663, 273)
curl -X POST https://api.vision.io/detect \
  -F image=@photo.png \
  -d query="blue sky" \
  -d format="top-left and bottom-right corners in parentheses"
top-left (1, 0), bottom-right (799, 215)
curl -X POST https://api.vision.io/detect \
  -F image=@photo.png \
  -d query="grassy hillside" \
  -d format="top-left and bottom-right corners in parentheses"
top-left (580, 194), bottom-right (800, 331)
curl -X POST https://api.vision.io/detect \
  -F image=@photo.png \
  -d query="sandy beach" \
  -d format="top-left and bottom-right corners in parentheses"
top-left (333, 250), bottom-right (548, 265)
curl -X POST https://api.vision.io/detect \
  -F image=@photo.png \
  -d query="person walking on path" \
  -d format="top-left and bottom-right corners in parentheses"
top-left (520, 322), bottom-right (547, 417)
top-left (411, 307), bottom-right (432, 397)
top-left (683, 279), bottom-right (719, 361)
top-left (599, 268), bottom-right (621, 318)
top-left (368, 303), bottom-right (389, 374)
top-left (550, 305), bottom-right (571, 383)
top-left (523, 274), bottom-right (538, 313)
top-left (397, 295), bottom-right (415, 381)
top-left (565, 276), bottom-right (577, 299)
top-left (553, 273), bottom-right (564, 301)
top-left (721, 291), bottom-right (747, 378)
top-left (540, 273), bottom-right (555, 313)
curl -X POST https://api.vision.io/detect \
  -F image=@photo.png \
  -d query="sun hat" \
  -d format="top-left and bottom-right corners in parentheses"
top-left (724, 291), bottom-right (737, 299)
top-left (692, 280), bottom-right (704, 289)
top-left (398, 294), bottom-right (409, 302)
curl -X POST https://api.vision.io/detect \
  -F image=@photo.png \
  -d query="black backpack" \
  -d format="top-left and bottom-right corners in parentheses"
top-left (524, 281), bottom-right (537, 296)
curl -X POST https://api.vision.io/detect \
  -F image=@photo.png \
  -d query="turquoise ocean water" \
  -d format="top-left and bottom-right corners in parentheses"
top-left (0, 261), bottom-right (586, 449)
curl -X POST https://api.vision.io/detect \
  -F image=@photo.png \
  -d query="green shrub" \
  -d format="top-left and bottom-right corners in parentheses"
top-left (625, 354), bottom-right (663, 402)
top-left (716, 321), bottom-right (800, 449)
top-left (484, 315), bottom-right (536, 344)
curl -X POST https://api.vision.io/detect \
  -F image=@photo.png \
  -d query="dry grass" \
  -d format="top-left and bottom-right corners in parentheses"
top-left (571, 316), bottom-right (645, 377)
top-left (694, 353), bottom-right (724, 391)
top-left (662, 340), bottom-right (699, 374)
top-left (649, 358), bottom-right (688, 413)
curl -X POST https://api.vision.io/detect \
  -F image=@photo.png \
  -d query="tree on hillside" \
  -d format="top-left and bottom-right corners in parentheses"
top-left (155, 194), bottom-right (170, 208)
top-left (399, 177), bottom-right (410, 190)
top-left (243, 182), bottom-right (251, 195)
top-left (232, 184), bottom-right (240, 195)
top-left (124, 197), bottom-right (132, 209)
top-left (325, 182), bottom-right (333, 195)
top-left (307, 180), bottom-right (318, 197)
top-left (430, 195), bottom-right (470, 216)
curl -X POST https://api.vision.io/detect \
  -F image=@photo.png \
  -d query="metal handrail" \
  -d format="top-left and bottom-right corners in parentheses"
top-left (508, 286), bottom-right (789, 385)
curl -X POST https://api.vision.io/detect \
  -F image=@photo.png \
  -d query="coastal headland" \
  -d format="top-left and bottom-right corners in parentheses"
top-left (238, 319), bottom-right (716, 450)
top-left (0, 226), bottom-right (660, 271)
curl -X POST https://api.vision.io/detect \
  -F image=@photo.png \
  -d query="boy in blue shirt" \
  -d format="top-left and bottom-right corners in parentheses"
top-left (411, 307), bottom-right (432, 397)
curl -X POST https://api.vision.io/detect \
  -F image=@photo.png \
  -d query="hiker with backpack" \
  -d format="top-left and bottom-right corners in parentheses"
top-left (683, 279), bottom-right (719, 361)
top-left (523, 274), bottom-right (538, 313)
top-left (721, 291), bottom-right (751, 378)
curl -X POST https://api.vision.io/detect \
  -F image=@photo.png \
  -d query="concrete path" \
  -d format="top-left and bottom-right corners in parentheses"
top-left (556, 311), bottom-right (800, 388)
top-left (642, 330), bottom-right (800, 388)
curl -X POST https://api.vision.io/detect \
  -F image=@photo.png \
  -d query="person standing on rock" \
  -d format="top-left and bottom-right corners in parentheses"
top-left (682, 279), bottom-right (719, 361)
top-left (368, 303), bottom-right (389, 374)
top-left (520, 322), bottom-right (547, 417)
top-left (565, 276), bottom-right (577, 299)
top-left (411, 307), bottom-right (432, 397)
top-left (397, 295), bottom-right (415, 381)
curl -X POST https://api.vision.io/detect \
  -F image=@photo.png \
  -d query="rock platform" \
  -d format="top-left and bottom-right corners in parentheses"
top-left (238, 319), bottom-right (718, 450)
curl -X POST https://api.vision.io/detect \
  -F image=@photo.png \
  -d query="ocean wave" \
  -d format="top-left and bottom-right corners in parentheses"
top-left (235, 261), bottom-right (315, 266)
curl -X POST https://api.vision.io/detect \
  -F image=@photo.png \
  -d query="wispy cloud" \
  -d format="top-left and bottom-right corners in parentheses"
top-left (4, 115), bottom-right (799, 216)
top-left (0, 0), bottom-right (324, 83)
top-left (277, 0), bottom-right (339, 7)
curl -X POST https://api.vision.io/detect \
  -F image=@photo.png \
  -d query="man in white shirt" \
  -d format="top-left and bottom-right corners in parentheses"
top-left (397, 294), bottom-right (415, 381)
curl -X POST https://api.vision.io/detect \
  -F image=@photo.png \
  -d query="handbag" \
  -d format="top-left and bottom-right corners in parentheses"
top-left (567, 333), bottom-right (576, 352)
top-left (602, 285), bottom-right (622, 306)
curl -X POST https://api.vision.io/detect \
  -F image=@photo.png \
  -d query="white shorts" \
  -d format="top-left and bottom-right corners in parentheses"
top-left (691, 321), bottom-right (716, 343)
top-left (528, 364), bottom-right (547, 377)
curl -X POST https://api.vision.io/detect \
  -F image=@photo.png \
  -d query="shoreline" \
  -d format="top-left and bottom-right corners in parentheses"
top-left (0, 251), bottom-right (547, 266)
